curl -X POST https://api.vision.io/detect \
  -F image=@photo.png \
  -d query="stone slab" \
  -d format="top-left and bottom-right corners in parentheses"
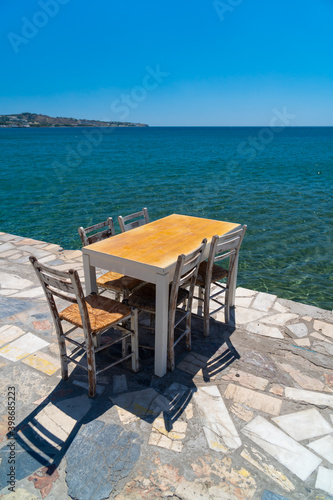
top-left (115, 406), bottom-right (139, 424)
top-left (21, 351), bottom-right (60, 375)
top-left (0, 243), bottom-right (15, 253)
top-left (66, 420), bottom-right (140, 500)
top-left (236, 287), bottom-right (257, 297)
top-left (242, 416), bottom-right (322, 481)
top-left (0, 439), bottom-right (49, 488)
top-left (235, 306), bottom-right (266, 325)
top-left (312, 341), bottom-right (333, 356)
top-left (273, 302), bottom-right (289, 313)
top-left (194, 385), bottom-right (241, 452)
top-left (314, 320), bottom-right (333, 340)
top-left (278, 363), bottom-right (327, 392)
top-left (294, 338), bottom-right (311, 347)
top-left (0, 272), bottom-right (33, 289)
top-left (246, 322), bottom-right (284, 339)
top-left (72, 380), bottom-right (105, 395)
top-left (315, 466), bottom-right (333, 496)
top-left (309, 435), bottom-right (333, 465)
top-left (221, 368), bottom-right (269, 391)
top-left (0, 289), bottom-right (18, 296)
top-left (148, 418), bottom-right (187, 452)
top-left (285, 388), bottom-right (333, 409)
top-left (241, 449), bottom-right (295, 493)
top-left (11, 288), bottom-right (45, 299)
top-left (310, 331), bottom-right (327, 341)
top-left (229, 403), bottom-right (254, 422)
top-left (8, 252), bottom-right (24, 260)
top-left (113, 374), bottom-right (128, 394)
top-left (269, 385), bottom-right (284, 396)
top-left (235, 296), bottom-right (253, 308)
top-left (0, 332), bottom-right (49, 361)
top-left (0, 325), bottom-right (25, 346)
top-left (0, 249), bottom-right (20, 258)
top-left (177, 351), bottom-right (209, 375)
top-left (286, 323), bottom-right (308, 338)
top-left (18, 246), bottom-right (53, 259)
top-left (261, 313), bottom-right (298, 326)
top-left (111, 388), bottom-right (170, 420)
top-left (272, 408), bottom-right (333, 441)
top-left (162, 382), bottom-right (193, 416)
top-left (0, 296), bottom-right (33, 320)
top-left (252, 292), bottom-right (277, 312)
top-left (224, 383), bottom-right (282, 416)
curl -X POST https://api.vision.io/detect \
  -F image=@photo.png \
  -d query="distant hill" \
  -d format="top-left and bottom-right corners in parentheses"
top-left (0, 113), bottom-right (148, 128)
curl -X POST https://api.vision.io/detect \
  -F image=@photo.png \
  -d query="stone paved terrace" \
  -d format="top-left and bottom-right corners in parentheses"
top-left (0, 231), bottom-right (333, 500)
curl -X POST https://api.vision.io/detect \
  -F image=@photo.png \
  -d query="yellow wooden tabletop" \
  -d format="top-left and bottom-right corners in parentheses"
top-left (85, 214), bottom-right (240, 268)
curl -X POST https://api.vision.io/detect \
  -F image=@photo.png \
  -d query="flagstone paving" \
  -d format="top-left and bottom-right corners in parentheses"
top-left (0, 231), bottom-right (332, 499)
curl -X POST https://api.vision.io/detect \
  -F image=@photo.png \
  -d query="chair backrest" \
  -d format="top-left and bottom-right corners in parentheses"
top-left (169, 239), bottom-right (207, 323)
top-left (29, 256), bottom-right (91, 334)
top-left (118, 208), bottom-right (150, 232)
top-left (208, 225), bottom-right (247, 282)
top-left (78, 217), bottom-right (115, 246)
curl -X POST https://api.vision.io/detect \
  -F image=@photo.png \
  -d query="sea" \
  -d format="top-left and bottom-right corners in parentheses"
top-left (0, 126), bottom-right (332, 310)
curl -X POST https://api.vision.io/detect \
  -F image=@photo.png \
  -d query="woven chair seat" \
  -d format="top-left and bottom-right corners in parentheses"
top-left (97, 271), bottom-right (143, 293)
top-left (59, 294), bottom-right (132, 334)
top-left (127, 283), bottom-right (189, 313)
top-left (196, 261), bottom-right (228, 287)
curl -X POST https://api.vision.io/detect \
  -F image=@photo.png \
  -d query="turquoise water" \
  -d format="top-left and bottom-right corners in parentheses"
top-left (0, 127), bottom-right (332, 310)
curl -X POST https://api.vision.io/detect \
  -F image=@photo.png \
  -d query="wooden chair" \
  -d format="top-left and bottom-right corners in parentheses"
top-left (30, 256), bottom-right (139, 398)
top-left (127, 239), bottom-right (207, 371)
top-left (195, 225), bottom-right (247, 336)
top-left (118, 207), bottom-right (150, 232)
top-left (78, 218), bottom-right (144, 299)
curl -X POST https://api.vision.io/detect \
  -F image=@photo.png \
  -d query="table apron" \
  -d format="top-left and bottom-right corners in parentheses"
top-left (83, 251), bottom-right (175, 284)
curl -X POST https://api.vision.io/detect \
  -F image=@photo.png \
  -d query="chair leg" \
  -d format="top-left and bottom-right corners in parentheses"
top-left (86, 342), bottom-right (97, 398)
top-left (203, 287), bottom-right (210, 337)
top-left (149, 313), bottom-right (154, 328)
top-left (225, 289), bottom-right (230, 324)
top-left (122, 338), bottom-right (127, 357)
top-left (56, 325), bottom-right (68, 380)
top-left (185, 312), bottom-right (192, 352)
top-left (197, 286), bottom-right (204, 316)
top-left (59, 338), bottom-right (69, 380)
top-left (131, 310), bottom-right (139, 372)
top-left (93, 333), bottom-right (101, 348)
top-left (168, 326), bottom-right (175, 372)
top-left (168, 346), bottom-right (175, 372)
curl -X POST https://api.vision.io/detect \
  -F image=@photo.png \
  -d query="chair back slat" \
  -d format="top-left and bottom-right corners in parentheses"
top-left (42, 273), bottom-right (76, 295)
top-left (78, 217), bottom-right (115, 246)
top-left (30, 256), bottom-right (92, 340)
top-left (205, 225), bottom-right (247, 285)
top-left (215, 231), bottom-right (244, 255)
top-left (30, 257), bottom-right (78, 302)
top-left (118, 207), bottom-right (150, 232)
top-left (169, 239), bottom-right (207, 321)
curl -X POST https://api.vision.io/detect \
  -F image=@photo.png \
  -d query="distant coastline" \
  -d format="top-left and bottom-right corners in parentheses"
top-left (0, 112), bottom-right (148, 128)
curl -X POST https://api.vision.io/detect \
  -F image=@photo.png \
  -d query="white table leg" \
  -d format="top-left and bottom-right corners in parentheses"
top-left (154, 272), bottom-right (169, 377)
top-left (83, 253), bottom-right (98, 295)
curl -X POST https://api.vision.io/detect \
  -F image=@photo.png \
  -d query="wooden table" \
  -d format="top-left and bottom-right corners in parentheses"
top-left (82, 214), bottom-right (240, 377)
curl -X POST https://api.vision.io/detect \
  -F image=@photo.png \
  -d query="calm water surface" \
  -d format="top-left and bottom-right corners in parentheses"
top-left (0, 127), bottom-right (332, 310)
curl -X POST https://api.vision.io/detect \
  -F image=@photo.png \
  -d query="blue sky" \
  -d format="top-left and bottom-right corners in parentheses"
top-left (1, 0), bottom-right (333, 126)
